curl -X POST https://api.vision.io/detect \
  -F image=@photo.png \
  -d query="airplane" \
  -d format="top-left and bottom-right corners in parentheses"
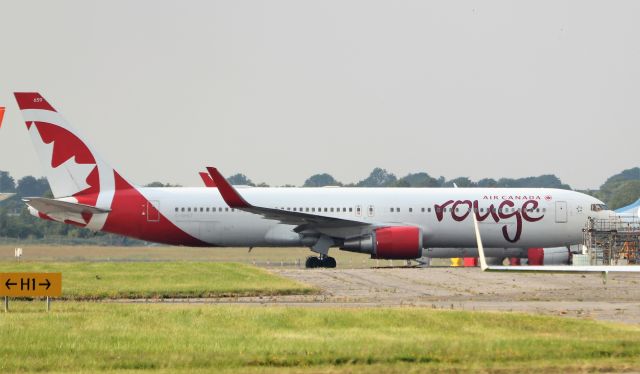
top-left (615, 198), bottom-right (640, 218)
top-left (0, 193), bottom-right (15, 202)
top-left (14, 92), bottom-right (617, 268)
top-left (1, 107), bottom-right (14, 202)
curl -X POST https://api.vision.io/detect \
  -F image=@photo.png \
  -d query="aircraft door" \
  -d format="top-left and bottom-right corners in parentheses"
top-left (555, 201), bottom-right (567, 223)
top-left (147, 200), bottom-right (160, 222)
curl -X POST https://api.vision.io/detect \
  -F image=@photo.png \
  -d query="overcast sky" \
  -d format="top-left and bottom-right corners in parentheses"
top-left (0, 1), bottom-right (638, 189)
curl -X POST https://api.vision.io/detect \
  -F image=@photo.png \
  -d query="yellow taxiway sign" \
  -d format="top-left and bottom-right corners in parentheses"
top-left (0, 273), bottom-right (62, 297)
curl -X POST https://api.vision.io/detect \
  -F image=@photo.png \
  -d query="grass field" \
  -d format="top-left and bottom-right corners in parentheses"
top-left (0, 302), bottom-right (639, 373)
top-left (0, 262), bottom-right (315, 299)
top-left (0, 245), bottom-right (454, 267)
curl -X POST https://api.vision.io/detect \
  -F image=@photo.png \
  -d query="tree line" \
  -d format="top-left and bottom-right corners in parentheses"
top-left (0, 167), bottom-right (638, 243)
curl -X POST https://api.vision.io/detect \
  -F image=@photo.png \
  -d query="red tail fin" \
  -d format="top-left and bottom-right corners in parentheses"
top-left (0, 107), bottom-right (5, 129)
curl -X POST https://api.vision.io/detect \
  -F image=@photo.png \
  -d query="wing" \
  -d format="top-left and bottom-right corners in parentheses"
top-left (206, 167), bottom-right (370, 230)
top-left (472, 207), bottom-right (640, 273)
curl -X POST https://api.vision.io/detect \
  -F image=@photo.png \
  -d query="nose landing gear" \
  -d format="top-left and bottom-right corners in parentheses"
top-left (305, 255), bottom-right (336, 268)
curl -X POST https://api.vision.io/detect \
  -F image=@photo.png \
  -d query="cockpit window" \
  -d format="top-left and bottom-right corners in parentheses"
top-left (591, 204), bottom-right (608, 212)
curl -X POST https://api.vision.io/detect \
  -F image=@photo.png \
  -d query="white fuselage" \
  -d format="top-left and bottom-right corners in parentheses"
top-left (135, 187), bottom-right (610, 257)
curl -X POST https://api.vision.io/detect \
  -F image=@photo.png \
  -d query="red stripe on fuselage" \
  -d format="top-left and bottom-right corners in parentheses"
top-left (102, 172), bottom-right (209, 247)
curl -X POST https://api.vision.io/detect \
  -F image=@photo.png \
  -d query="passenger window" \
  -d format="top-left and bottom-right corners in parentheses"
top-left (330, 208), bottom-right (334, 212)
top-left (175, 207), bottom-right (178, 212)
top-left (428, 208), bottom-right (431, 213)
top-left (293, 208), bottom-right (297, 212)
top-left (343, 208), bottom-right (346, 212)
top-left (206, 207), bottom-right (210, 212)
top-left (409, 208), bottom-right (413, 213)
top-left (390, 207), bottom-right (394, 212)
top-left (305, 208), bottom-right (309, 212)
top-left (324, 208), bottom-right (328, 212)
top-left (312, 208), bottom-right (315, 212)
top-left (200, 208), bottom-right (203, 212)
top-left (421, 207), bottom-right (425, 213)
top-left (188, 208), bottom-right (191, 212)
top-left (225, 208), bottom-right (229, 212)
top-left (349, 207), bottom-right (353, 212)
top-left (396, 207), bottom-right (400, 212)
top-left (181, 207), bottom-right (185, 212)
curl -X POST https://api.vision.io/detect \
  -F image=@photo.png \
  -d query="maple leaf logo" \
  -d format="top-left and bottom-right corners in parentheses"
top-left (29, 122), bottom-right (98, 199)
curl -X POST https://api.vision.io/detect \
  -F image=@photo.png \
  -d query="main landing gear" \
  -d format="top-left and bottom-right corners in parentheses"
top-left (305, 255), bottom-right (336, 269)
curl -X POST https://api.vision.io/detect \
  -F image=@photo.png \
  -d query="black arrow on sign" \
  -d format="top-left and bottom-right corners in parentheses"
top-left (38, 279), bottom-right (51, 290)
top-left (5, 278), bottom-right (17, 289)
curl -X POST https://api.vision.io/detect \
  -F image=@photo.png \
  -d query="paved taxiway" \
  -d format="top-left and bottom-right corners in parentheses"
top-left (122, 267), bottom-right (640, 324)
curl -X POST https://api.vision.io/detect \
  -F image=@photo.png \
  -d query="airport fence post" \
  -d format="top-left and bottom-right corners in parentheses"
top-left (46, 297), bottom-right (51, 312)
top-left (4, 296), bottom-right (8, 312)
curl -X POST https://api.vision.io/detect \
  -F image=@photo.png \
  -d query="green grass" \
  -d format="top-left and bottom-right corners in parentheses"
top-left (0, 262), bottom-right (316, 299)
top-left (0, 303), bottom-right (639, 373)
top-left (0, 245), bottom-right (435, 268)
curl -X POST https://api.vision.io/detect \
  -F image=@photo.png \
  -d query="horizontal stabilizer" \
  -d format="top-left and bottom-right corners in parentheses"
top-left (23, 197), bottom-right (111, 216)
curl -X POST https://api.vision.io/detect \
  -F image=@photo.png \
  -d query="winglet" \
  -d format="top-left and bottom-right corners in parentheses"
top-left (472, 210), bottom-right (489, 271)
top-left (206, 167), bottom-right (251, 208)
top-left (0, 107), bottom-right (5, 129)
top-left (199, 172), bottom-right (217, 187)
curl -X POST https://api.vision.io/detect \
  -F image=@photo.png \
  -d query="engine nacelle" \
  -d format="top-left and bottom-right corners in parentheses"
top-left (527, 247), bottom-right (570, 265)
top-left (341, 226), bottom-right (423, 259)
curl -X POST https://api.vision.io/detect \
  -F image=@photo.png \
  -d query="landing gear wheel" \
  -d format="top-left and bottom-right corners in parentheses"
top-left (305, 256), bottom-right (321, 268)
top-left (322, 256), bottom-right (337, 268)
